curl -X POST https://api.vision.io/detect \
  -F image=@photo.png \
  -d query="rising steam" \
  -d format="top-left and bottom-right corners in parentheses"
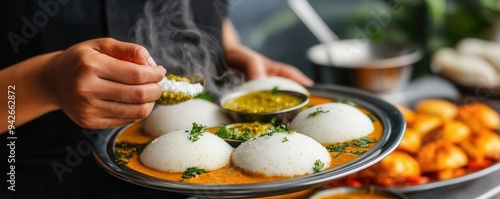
top-left (132, 0), bottom-right (244, 95)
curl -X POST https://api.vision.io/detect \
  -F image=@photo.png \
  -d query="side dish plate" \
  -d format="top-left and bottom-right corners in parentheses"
top-left (92, 84), bottom-right (406, 198)
top-left (395, 162), bottom-right (500, 193)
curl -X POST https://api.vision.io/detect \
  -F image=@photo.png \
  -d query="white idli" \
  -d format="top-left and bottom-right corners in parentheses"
top-left (289, 103), bottom-right (374, 144)
top-left (143, 99), bottom-right (230, 137)
top-left (232, 132), bottom-right (331, 177)
top-left (140, 129), bottom-right (233, 172)
top-left (233, 76), bottom-right (309, 95)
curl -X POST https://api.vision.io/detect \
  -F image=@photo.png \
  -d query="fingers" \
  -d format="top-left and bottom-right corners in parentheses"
top-left (93, 52), bottom-right (166, 85)
top-left (225, 48), bottom-right (266, 80)
top-left (77, 117), bottom-right (141, 130)
top-left (93, 38), bottom-right (157, 66)
top-left (244, 57), bottom-right (267, 80)
top-left (67, 98), bottom-right (155, 129)
top-left (97, 80), bottom-right (162, 103)
top-left (97, 100), bottom-right (156, 120)
top-left (86, 38), bottom-right (165, 85)
top-left (225, 46), bottom-right (314, 86)
top-left (266, 60), bottom-right (315, 86)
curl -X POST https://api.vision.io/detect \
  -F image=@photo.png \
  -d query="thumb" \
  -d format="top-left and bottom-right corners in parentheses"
top-left (93, 38), bottom-right (157, 66)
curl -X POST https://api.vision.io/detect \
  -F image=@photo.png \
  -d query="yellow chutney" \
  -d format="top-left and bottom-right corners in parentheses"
top-left (222, 90), bottom-right (303, 113)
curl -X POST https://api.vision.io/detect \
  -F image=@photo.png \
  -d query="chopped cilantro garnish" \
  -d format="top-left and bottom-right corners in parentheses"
top-left (187, 122), bottom-right (206, 142)
top-left (326, 145), bottom-right (346, 152)
top-left (114, 141), bottom-right (151, 164)
top-left (215, 126), bottom-right (254, 140)
top-left (194, 91), bottom-right (214, 101)
top-left (282, 136), bottom-right (289, 142)
top-left (275, 124), bottom-right (292, 133)
top-left (215, 125), bottom-right (235, 139)
top-left (326, 137), bottom-right (376, 158)
top-left (271, 86), bottom-right (279, 94)
top-left (308, 107), bottom-right (330, 118)
top-left (269, 117), bottom-right (276, 125)
top-left (114, 151), bottom-right (133, 158)
top-left (352, 137), bottom-right (377, 148)
top-left (313, 160), bottom-right (325, 173)
top-left (261, 124), bottom-right (296, 137)
top-left (241, 130), bottom-right (252, 140)
top-left (333, 153), bottom-right (343, 159)
top-left (350, 150), bottom-right (367, 156)
top-left (181, 167), bottom-right (206, 179)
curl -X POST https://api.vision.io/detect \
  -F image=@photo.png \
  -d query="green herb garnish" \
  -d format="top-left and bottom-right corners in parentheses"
top-left (308, 107), bottom-right (330, 118)
top-left (181, 167), bottom-right (206, 179)
top-left (333, 153), bottom-right (342, 159)
top-left (332, 99), bottom-right (358, 107)
top-left (350, 150), bottom-right (367, 156)
top-left (241, 130), bottom-right (252, 140)
top-left (114, 151), bottom-right (133, 164)
top-left (326, 145), bottom-right (346, 152)
top-left (275, 124), bottom-right (293, 133)
top-left (261, 124), bottom-right (296, 137)
top-left (352, 137), bottom-right (377, 148)
top-left (270, 117), bottom-right (276, 125)
top-left (114, 141), bottom-right (151, 164)
top-left (271, 86), bottom-right (279, 94)
top-left (187, 122), bottom-right (206, 142)
top-left (194, 91), bottom-right (214, 101)
top-left (313, 160), bottom-right (325, 173)
top-left (282, 136), bottom-right (289, 142)
top-left (326, 137), bottom-right (376, 158)
top-left (215, 126), bottom-right (253, 140)
top-left (215, 125), bottom-right (234, 139)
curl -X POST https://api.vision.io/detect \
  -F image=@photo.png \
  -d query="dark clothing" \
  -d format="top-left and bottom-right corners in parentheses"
top-left (0, 0), bottom-right (226, 198)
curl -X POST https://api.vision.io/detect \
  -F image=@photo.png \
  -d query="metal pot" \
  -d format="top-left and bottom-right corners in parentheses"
top-left (308, 39), bottom-right (422, 93)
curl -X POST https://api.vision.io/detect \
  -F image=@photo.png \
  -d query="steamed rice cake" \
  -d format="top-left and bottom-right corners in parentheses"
top-left (143, 99), bottom-right (230, 137)
top-left (289, 103), bottom-right (374, 144)
top-left (232, 132), bottom-right (331, 177)
top-left (140, 129), bottom-right (233, 172)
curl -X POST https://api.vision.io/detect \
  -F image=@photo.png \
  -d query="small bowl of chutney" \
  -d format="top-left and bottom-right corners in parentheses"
top-left (219, 89), bottom-right (309, 125)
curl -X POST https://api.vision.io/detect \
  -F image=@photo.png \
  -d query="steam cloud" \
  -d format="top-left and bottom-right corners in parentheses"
top-left (132, 0), bottom-right (244, 96)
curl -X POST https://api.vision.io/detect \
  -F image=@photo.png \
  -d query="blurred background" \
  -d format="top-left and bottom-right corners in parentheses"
top-left (228, 3), bottom-right (500, 198)
top-left (229, 0), bottom-right (500, 82)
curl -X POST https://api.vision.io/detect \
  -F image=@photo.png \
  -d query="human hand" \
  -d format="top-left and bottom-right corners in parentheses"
top-left (43, 38), bottom-right (165, 129)
top-left (225, 45), bottom-right (314, 86)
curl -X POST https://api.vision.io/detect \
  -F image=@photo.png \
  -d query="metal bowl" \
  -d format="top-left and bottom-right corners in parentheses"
top-left (92, 84), bottom-right (406, 198)
top-left (219, 90), bottom-right (310, 125)
top-left (308, 39), bottom-right (422, 93)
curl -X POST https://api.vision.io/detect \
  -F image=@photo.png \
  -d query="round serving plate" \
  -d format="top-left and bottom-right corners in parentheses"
top-left (92, 84), bottom-right (406, 199)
